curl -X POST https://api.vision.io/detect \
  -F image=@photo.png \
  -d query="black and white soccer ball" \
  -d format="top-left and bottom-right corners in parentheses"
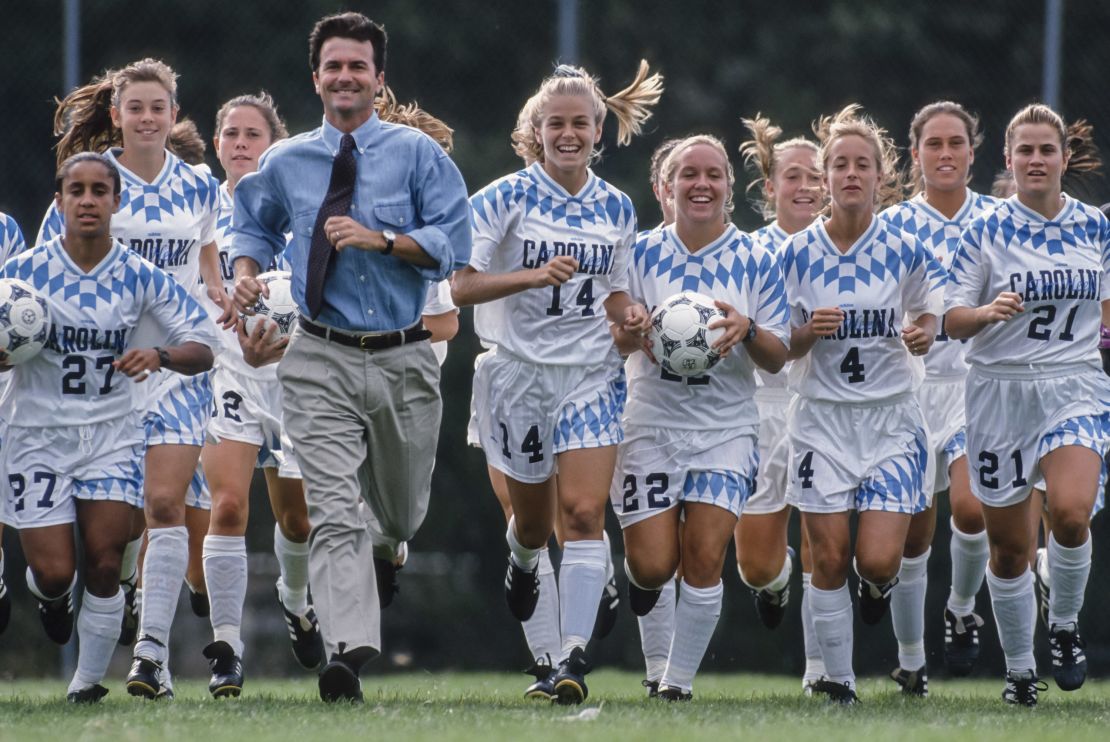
top-left (244, 271), bottom-right (298, 342)
top-left (649, 290), bottom-right (725, 377)
top-left (0, 278), bottom-right (49, 365)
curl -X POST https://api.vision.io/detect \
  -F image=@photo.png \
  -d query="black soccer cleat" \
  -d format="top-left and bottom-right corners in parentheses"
top-left (318, 658), bottom-right (363, 703)
top-left (592, 576), bottom-right (619, 640)
top-left (810, 678), bottom-right (860, 705)
top-left (67, 684), bottom-right (109, 704)
top-left (275, 585), bottom-right (325, 670)
top-left (1033, 548), bottom-right (1051, 631)
top-left (1048, 622), bottom-right (1087, 691)
top-left (504, 557), bottom-right (540, 622)
top-left (657, 685), bottom-right (693, 702)
top-left (37, 590), bottom-right (74, 645)
top-left (0, 575), bottom-right (11, 636)
top-left (118, 580), bottom-right (140, 646)
top-left (752, 582), bottom-right (790, 630)
top-left (628, 581), bottom-right (662, 617)
top-left (523, 655), bottom-right (556, 700)
top-left (126, 655), bottom-right (165, 700)
top-left (890, 666), bottom-right (928, 697)
top-left (857, 577), bottom-right (897, 625)
top-left (642, 679), bottom-right (660, 698)
top-left (943, 608), bottom-right (983, 677)
top-left (189, 586), bottom-right (210, 618)
top-left (203, 640), bottom-right (244, 699)
top-left (552, 646), bottom-right (592, 705)
top-left (373, 556), bottom-right (401, 609)
top-left (1002, 669), bottom-right (1047, 707)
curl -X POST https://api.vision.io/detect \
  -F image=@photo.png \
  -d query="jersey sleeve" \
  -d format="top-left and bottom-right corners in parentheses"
top-left (37, 202), bottom-right (64, 245)
top-left (944, 223), bottom-right (987, 312)
top-left (754, 249), bottom-right (791, 349)
top-left (903, 239), bottom-right (946, 318)
top-left (1099, 215), bottom-right (1110, 302)
top-left (139, 263), bottom-right (220, 350)
top-left (422, 279), bottom-right (456, 316)
top-left (608, 218), bottom-right (635, 295)
top-left (0, 214), bottom-right (27, 264)
top-left (467, 182), bottom-right (511, 272)
top-left (779, 239), bottom-right (808, 329)
top-left (198, 173), bottom-right (220, 246)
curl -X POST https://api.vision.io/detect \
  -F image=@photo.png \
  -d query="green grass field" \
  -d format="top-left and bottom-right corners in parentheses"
top-left (2, 672), bottom-right (1109, 742)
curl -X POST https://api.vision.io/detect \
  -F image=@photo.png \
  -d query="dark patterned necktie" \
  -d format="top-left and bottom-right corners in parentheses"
top-left (305, 133), bottom-right (357, 319)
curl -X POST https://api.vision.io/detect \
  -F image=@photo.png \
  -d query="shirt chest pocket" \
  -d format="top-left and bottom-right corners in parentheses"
top-left (373, 202), bottom-right (414, 230)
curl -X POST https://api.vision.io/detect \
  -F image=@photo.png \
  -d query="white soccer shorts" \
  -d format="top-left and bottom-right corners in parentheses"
top-left (745, 387), bottom-right (792, 515)
top-left (208, 364), bottom-right (302, 479)
top-left (918, 377), bottom-right (968, 499)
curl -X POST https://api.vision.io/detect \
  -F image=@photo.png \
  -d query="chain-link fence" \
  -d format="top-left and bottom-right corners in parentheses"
top-left (2, 0), bottom-right (1110, 681)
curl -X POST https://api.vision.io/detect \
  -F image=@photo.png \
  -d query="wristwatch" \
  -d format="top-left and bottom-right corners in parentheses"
top-left (382, 229), bottom-right (396, 255)
top-left (154, 346), bottom-right (171, 369)
top-left (741, 317), bottom-right (758, 343)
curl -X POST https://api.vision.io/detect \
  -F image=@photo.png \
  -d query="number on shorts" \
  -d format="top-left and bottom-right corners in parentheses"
top-left (840, 347), bottom-right (865, 383)
top-left (798, 451), bottom-right (815, 489)
top-left (221, 390), bottom-right (244, 422)
top-left (660, 367), bottom-right (711, 386)
top-left (520, 425), bottom-right (544, 463)
top-left (7, 472), bottom-right (56, 512)
top-left (499, 422), bottom-right (512, 459)
top-left (622, 472), bottom-right (671, 513)
top-left (978, 449), bottom-right (1027, 489)
top-left (621, 475), bottom-right (639, 513)
top-left (8, 474), bottom-right (25, 513)
top-left (61, 354), bottom-right (116, 395)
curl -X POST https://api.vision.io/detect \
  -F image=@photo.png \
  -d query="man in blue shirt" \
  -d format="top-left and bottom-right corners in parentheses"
top-left (230, 11), bottom-right (471, 702)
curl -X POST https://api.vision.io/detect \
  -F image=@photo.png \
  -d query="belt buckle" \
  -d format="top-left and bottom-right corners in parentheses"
top-left (358, 333), bottom-right (374, 350)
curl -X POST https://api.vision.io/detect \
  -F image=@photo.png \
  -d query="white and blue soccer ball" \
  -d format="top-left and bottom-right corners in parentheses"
top-left (649, 291), bottom-right (725, 377)
top-left (244, 271), bottom-right (298, 342)
top-left (0, 278), bottom-right (49, 365)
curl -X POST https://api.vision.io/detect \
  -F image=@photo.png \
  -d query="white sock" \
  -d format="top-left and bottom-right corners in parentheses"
top-left (800, 573), bottom-right (826, 682)
top-left (120, 535), bottom-right (144, 584)
top-left (274, 524), bottom-right (310, 615)
top-left (639, 579), bottom-right (676, 682)
top-left (26, 568), bottom-right (75, 602)
top-left (891, 548), bottom-right (930, 671)
top-left (660, 579), bottom-right (722, 693)
top-left (521, 547), bottom-right (561, 663)
top-left (602, 530), bottom-right (614, 582)
top-left (986, 566), bottom-right (1036, 674)
top-left (558, 539), bottom-right (607, 660)
top-left (947, 519), bottom-right (988, 616)
top-left (203, 534), bottom-right (247, 657)
top-left (68, 589), bottom-right (124, 693)
top-left (506, 516), bottom-right (540, 572)
top-left (135, 526), bottom-right (188, 664)
top-left (738, 551), bottom-right (792, 592)
top-left (1047, 532), bottom-right (1092, 627)
top-left (809, 583), bottom-right (854, 688)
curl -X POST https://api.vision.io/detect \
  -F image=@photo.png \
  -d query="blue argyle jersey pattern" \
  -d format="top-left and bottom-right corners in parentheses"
top-left (0, 212), bottom-right (26, 265)
top-left (945, 194), bottom-right (1110, 368)
top-left (781, 217), bottom-right (946, 403)
top-left (468, 162), bottom-right (637, 365)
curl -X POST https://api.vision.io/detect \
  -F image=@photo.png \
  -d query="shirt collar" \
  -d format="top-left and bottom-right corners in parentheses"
top-left (321, 112), bottom-right (381, 155)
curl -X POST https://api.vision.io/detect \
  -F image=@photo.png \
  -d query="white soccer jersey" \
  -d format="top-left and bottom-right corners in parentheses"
top-left (469, 163), bottom-right (635, 365)
top-left (945, 194), bottom-right (1110, 369)
top-left (752, 222), bottom-right (792, 391)
top-left (0, 212), bottom-right (26, 264)
top-left (782, 217), bottom-right (946, 403)
top-left (623, 224), bottom-right (790, 431)
top-left (38, 148), bottom-right (219, 305)
top-left (0, 238), bottom-right (217, 427)
top-left (881, 189), bottom-right (999, 378)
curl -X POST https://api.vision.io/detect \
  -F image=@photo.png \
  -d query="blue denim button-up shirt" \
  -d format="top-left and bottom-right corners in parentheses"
top-left (230, 113), bottom-right (471, 332)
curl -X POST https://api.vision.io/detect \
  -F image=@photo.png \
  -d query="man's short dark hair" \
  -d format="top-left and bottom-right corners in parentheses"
top-left (309, 12), bottom-right (387, 74)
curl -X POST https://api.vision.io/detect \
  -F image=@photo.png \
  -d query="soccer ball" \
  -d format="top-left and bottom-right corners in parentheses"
top-left (244, 271), bottom-right (298, 341)
top-left (0, 278), bottom-right (50, 365)
top-left (649, 291), bottom-right (725, 376)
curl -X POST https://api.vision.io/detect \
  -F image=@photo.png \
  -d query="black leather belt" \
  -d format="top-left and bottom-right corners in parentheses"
top-left (299, 317), bottom-right (432, 350)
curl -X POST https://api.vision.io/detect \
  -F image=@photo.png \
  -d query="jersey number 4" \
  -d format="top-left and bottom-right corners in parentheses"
top-left (546, 279), bottom-right (595, 317)
top-left (840, 347), bottom-right (865, 383)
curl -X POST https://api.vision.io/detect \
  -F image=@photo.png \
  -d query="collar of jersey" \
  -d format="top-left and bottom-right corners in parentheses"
top-left (321, 112), bottom-right (381, 156)
top-left (1007, 192), bottom-right (1075, 224)
top-left (814, 214), bottom-right (879, 257)
top-left (911, 188), bottom-right (975, 225)
top-left (528, 161), bottom-right (598, 202)
top-left (762, 221), bottom-right (790, 249)
top-left (50, 236), bottom-right (126, 277)
top-left (107, 148), bottom-right (176, 189)
top-left (663, 222), bottom-right (739, 257)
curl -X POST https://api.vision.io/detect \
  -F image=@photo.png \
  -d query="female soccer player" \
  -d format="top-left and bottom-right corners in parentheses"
top-left (41, 58), bottom-right (230, 698)
top-left (0, 211), bottom-right (26, 636)
top-left (945, 104), bottom-right (1108, 706)
top-left (614, 134), bottom-right (789, 700)
top-left (735, 115), bottom-right (824, 690)
top-left (453, 61), bottom-right (661, 704)
top-left (782, 105), bottom-right (943, 704)
top-left (0, 153), bottom-right (215, 702)
top-left (879, 101), bottom-right (1000, 693)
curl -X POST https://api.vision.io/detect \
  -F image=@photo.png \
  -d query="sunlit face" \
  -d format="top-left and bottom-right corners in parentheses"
top-left (914, 113), bottom-right (974, 193)
top-left (110, 80), bottom-right (177, 151)
top-left (826, 134), bottom-right (880, 214)
top-left (215, 106), bottom-right (273, 183)
top-left (668, 142), bottom-right (730, 226)
top-left (767, 145), bottom-right (822, 228)
top-left (56, 161), bottom-right (120, 240)
top-left (535, 93), bottom-right (601, 181)
top-left (1006, 122), bottom-right (1067, 200)
top-left (313, 37), bottom-right (383, 124)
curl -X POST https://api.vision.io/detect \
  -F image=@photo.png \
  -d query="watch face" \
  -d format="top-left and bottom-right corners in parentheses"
top-left (383, 229), bottom-right (397, 241)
